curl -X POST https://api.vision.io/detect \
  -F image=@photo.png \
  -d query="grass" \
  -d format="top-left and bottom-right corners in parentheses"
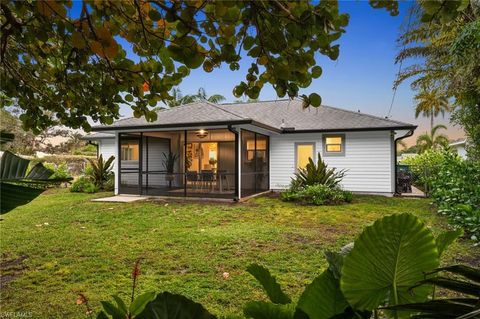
top-left (1, 189), bottom-right (478, 318)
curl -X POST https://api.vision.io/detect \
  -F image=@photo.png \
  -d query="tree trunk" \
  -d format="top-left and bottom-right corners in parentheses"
top-left (430, 113), bottom-right (434, 133)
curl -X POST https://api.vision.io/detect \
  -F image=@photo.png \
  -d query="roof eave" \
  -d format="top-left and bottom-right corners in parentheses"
top-left (281, 125), bottom-right (417, 134)
top-left (91, 119), bottom-right (254, 132)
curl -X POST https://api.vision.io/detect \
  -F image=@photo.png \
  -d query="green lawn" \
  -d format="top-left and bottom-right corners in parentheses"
top-left (1, 189), bottom-right (478, 318)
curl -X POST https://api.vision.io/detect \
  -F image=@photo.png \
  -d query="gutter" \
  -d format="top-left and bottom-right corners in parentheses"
top-left (394, 129), bottom-right (415, 195)
top-left (281, 125), bottom-right (417, 133)
top-left (228, 125), bottom-right (240, 202)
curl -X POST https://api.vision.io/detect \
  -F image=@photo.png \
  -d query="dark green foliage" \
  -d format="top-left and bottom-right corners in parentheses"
top-left (341, 213), bottom-right (439, 310)
top-left (0, 182), bottom-right (44, 214)
top-left (0, 131), bottom-right (14, 145)
top-left (0, 151), bottom-right (72, 213)
top-left (137, 292), bottom-right (217, 319)
top-left (429, 152), bottom-right (480, 243)
top-left (242, 213), bottom-right (465, 319)
top-left (162, 152), bottom-right (178, 174)
top-left (70, 176), bottom-right (97, 194)
top-left (246, 264), bottom-right (291, 305)
top-left (86, 155), bottom-right (115, 190)
top-left (44, 163), bottom-right (71, 181)
top-left (0, 150), bottom-right (31, 180)
top-left (281, 184), bottom-right (352, 206)
top-left (291, 153), bottom-right (345, 189)
top-left (403, 149), bottom-right (480, 242)
top-left (1, 1), bottom-right (399, 132)
top-left (282, 153), bottom-right (350, 206)
top-left (385, 265), bottom-right (480, 319)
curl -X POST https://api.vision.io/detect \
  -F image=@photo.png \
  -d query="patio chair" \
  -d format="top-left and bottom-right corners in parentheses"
top-left (186, 171), bottom-right (199, 190)
top-left (200, 170), bottom-right (215, 191)
top-left (217, 170), bottom-right (230, 192)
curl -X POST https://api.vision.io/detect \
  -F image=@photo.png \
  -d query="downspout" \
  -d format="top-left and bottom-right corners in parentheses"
top-left (87, 140), bottom-right (99, 157)
top-left (394, 129), bottom-right (414, 195)
top-left (228, 125), bottom-right (240, 202)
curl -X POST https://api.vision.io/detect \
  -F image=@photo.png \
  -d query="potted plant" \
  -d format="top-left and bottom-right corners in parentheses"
top-left (163, 152), bottom-right (178, 183)
top-left (209, 157), bottom-right (217, 172)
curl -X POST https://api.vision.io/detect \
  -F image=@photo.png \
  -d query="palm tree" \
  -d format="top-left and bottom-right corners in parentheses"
top-left (414, 88), bottom-right (450, 132)
top-left (159, 88), bottom-right (225, 110)
top-left (192, 87), bottom-right (226, 103)
top-left (416, 124), bottom-right (449, 153)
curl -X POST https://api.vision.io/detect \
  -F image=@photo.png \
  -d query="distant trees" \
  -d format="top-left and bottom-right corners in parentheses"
top-left (157, 87), bottom-right (225, 109)
top-left (414, 88), bottom-right (450, 132)
top-left (416, 124), bottom-right (449, 153)
top-left (395, 1), bottom-right (479, 160)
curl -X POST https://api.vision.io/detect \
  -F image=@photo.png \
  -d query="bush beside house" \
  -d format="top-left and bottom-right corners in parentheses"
top-left (403, 149), bottom-right (480, 243)
top-left (71, 155), bottom-right (114, 194)
top-left (281, 154), bottom-right (352, 205)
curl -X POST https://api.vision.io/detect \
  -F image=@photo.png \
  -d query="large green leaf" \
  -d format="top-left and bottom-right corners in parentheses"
top-left (412, 277), bottom-right (480, 296)
top-left (385, 299), bottom-right (476, 317)
top-left (436, 229), bottom-right (463, 256)
top-left (246, 264), bottom-right (291, 304)
top-left (25, 162), bottom-right (54, 179)
top-left (0, 151), bottom-right (30, 179)
top-left (433, 265), bottom-right (480, 283)
top-left (0, 182), bottom-right (44, 214)
top-left (129, 291), bottom-right (156, 317)
top-left (244, 301), bottom-right (294, 319)
top-left (136, 292), bottom-right (216, 319)
top-left (296, 269), bottom-right (349, 319)
top-left (341, 213), bottom-right (439, 310)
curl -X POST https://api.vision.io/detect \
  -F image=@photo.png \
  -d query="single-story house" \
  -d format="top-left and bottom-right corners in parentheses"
top-left (85, 99), bottom-right (416, 200)
top-left (449, 139), bottom-right (467, 159)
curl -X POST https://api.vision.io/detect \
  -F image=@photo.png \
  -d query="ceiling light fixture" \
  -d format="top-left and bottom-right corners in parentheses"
top-left (196, 129), bottom-right (208, 138)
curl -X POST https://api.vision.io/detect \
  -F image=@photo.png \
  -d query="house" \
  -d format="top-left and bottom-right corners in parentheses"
top-left (449, 139), bottom-right (467, 159)
top-left (85, 99), bottom-right (416, 200)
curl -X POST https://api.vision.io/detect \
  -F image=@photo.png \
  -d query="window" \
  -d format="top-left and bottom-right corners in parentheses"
top-left (121, 143), bottom-right (139, 160)
top-left (323, 134), bottom-right (345, 156)
top-left (295, 143), bottom-right (315, 170)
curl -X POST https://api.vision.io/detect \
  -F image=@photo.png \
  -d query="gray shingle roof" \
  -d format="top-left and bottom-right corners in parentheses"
top-left (81, 132), bottom-right (115, 140)
top-left (92, 99), bottom-right (415, 132)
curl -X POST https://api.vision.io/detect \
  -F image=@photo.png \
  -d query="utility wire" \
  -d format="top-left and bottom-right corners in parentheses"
top-left (386, 8), bottom-right (413, 118)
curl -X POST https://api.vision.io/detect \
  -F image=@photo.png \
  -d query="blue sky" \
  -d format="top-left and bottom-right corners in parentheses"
top-left (71, 1), bottom-right (463, 144)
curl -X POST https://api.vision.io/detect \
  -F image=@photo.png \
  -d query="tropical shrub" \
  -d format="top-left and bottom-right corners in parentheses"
top-left (282, 184), bottom-right (353, 205)
top-left (282, 154), bottom-right (349, 205)
top-left (290, 153), bottom-right (345, 189)
top-left (86, 155), bottom-right (115, 190)
top-left (400, 149), bottom-right (445, 192)
top-left (103, 174), bottom-right (115, 192)
top-left (70, 176), bottom-right (97, 194)
top-left (43, 163), bottom-right (71, 181)
top-left (430, 152), bottom-right (480, 243)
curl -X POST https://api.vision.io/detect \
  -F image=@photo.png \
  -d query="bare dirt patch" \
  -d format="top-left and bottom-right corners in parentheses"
top-left (0, 254), bottom-right (28, 287)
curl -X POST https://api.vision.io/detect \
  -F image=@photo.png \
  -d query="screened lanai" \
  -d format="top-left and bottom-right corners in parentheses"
top-left (118, 128), bottom-right (269, 200)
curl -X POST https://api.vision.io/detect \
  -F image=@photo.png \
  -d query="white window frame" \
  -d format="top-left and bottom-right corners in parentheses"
top-left (322, 134), bottom-right (345, 157)
top-left (294, 142), bottom-right (316, 171)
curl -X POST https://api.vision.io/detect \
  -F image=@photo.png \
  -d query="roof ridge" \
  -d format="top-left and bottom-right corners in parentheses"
top-left (219, 98), bottom-right (293, 106)
top-left (205, 100), bottom-right (249, 120)
top-left (319, 104), bottom-right (411, 126)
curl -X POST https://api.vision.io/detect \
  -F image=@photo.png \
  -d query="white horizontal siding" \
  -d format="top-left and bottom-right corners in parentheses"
top-left (98, 139), bottom-right (116, 170)
top-left (270, 131), bottom-right (394, 193)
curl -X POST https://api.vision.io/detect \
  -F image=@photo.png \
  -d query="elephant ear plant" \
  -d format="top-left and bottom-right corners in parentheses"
top-left (243, 213), bottom-right (467, 319)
